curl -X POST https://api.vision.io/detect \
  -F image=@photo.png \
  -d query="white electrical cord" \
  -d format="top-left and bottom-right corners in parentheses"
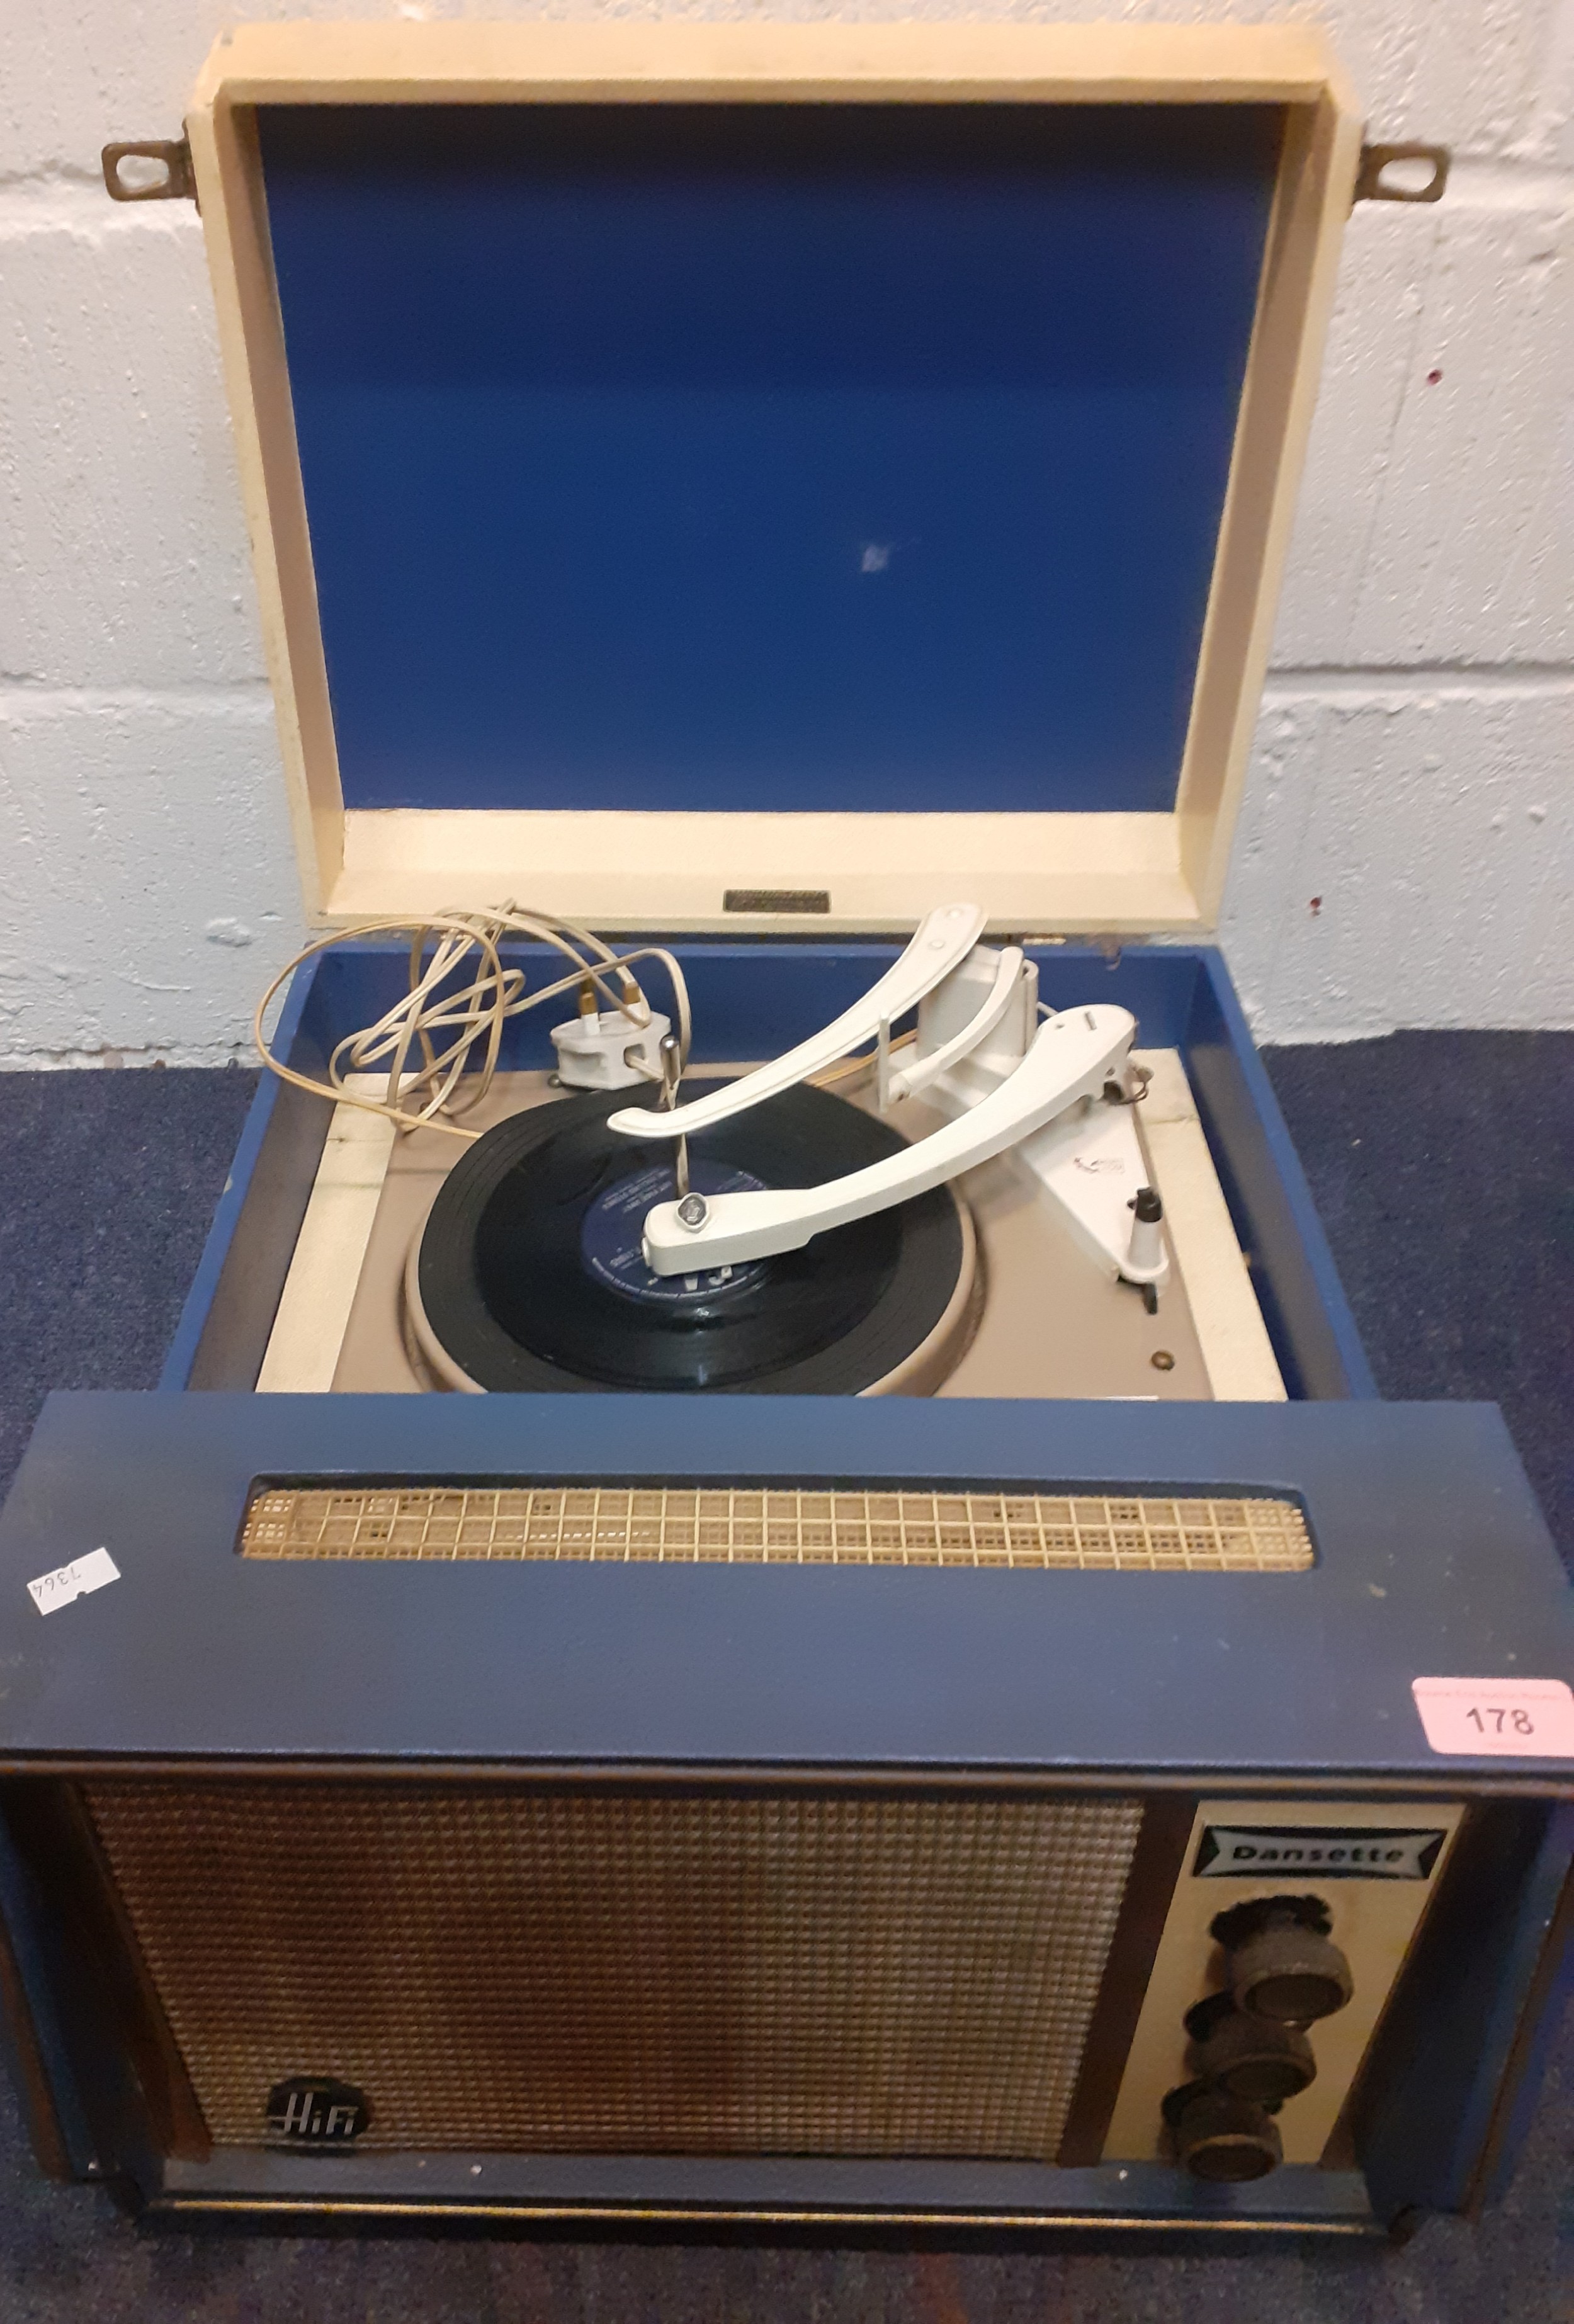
top-left (254, 906), bottom-right (691, 1141)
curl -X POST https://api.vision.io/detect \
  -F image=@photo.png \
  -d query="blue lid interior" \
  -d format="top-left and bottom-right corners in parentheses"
top-left (259, 102), bottom-right (1282, 819)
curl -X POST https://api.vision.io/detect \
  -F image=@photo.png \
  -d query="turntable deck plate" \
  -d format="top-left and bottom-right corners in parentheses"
top-left (282, 1058), bottom-right (1268, 1402)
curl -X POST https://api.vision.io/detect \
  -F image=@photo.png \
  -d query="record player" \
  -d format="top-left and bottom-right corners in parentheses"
top-left (1, 22), bottom-right (1570, 2239)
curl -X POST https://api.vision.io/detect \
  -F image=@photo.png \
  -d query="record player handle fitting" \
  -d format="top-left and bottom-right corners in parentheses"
top-left (641, 1006), bottom-right (1137, 1275)
top-left (605, 902), bottom-right (987, 1140)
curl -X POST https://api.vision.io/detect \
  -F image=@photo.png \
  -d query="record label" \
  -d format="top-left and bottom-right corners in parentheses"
top-left (580, 1160), bottom-right (771, 1311)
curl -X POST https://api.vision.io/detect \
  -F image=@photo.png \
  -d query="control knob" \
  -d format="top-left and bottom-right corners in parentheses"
top-left (1162, 2082), bottom-right (1282, 2183)
top-left (1183, 1990), bottom-right (1317, 2105)
top-left (1211, 1895), bottom-right (1353, 2026)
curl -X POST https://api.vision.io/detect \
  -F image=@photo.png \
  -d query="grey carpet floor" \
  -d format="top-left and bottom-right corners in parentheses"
top-left (0, 1034), bottom-right (1568, 2322)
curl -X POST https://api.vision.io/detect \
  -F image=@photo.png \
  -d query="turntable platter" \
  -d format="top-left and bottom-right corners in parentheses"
top-left (406, 1082), bottom-right (976, 1395)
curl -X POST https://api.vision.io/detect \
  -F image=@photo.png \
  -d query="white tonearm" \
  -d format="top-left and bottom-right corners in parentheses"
top-left (638, 1002), bottom-right (1138, 1275)
top-left (606, 904), bottom-right (1169, 1293)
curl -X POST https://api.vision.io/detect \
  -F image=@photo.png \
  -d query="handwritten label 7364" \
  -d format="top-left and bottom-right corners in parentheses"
top-left (26, 1548), bottom-right (120, 1616)
top-left (1412, 1676), bottom-right (1574, 1758)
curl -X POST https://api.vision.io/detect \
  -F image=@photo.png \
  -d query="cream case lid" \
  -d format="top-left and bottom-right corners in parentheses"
top-left (186, 22), bottom-right (1362, 936)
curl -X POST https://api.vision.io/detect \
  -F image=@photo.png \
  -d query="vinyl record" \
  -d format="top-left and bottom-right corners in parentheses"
top-left (407, 1080), bottom-right (974, 1395)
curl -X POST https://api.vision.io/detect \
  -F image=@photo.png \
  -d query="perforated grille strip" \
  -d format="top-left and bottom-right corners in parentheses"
top-left (86, 1781), bottom-right (1142, 2158)
top-left (241, 1484), bottom-right (1312, 1571)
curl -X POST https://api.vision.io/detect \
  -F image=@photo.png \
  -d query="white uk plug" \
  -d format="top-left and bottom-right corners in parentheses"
top-left (550, 1009), bottom-right (670, 1092)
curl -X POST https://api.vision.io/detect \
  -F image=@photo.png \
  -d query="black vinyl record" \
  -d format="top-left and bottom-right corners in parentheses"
top-left (412, 1080), bottom-right (966, 1393)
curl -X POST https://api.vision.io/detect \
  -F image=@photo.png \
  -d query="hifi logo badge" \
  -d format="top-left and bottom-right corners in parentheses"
top-left (265, 2077), bottom-right (370, 2146)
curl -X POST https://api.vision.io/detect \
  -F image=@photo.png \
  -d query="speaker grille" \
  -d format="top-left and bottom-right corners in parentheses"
top-left (240, 1484), bottom-right (1313, 1572)
top-left (84, 1781), bottom-right (1141, 2158)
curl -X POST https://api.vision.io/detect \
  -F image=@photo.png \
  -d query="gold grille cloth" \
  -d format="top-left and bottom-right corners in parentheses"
top-left (86, 1781), bottom-right (1141, 2158)
top-left (241, 1485), bottom-right (1312, 1572)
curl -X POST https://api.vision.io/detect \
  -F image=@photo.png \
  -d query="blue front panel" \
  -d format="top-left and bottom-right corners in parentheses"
top-left (3, 1393), bottom-right (1570, 1772)
top-left (259, 103), bottom-right (1280, 817)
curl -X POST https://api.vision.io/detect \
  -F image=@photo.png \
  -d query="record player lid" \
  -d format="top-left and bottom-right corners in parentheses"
top-left (188, 23), bottom-right (1361, 934)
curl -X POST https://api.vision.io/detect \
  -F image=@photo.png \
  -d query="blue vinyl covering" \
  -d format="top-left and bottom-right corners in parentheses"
top-left (258, 103), bottom-right (1281, 817)
top-left (1, 1392), bottom-right (1568, 1772)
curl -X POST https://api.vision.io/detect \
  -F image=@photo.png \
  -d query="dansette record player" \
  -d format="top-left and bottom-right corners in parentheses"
top-left (2, 21), bottom-right (1570, 2237)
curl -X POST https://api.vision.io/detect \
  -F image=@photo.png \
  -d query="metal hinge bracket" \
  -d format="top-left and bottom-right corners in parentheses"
top-left (1354, 142), bottom-right (1450, 205)
top-left (98, 128), bottom-right (1446, 216)
top-left (102, 137), bottom-right (197, 206)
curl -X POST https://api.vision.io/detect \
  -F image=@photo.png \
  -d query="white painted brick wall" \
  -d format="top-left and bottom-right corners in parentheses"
top-left (0, 692), bottom-right (291, 1062)
top-left (2, 0), bottom-right (1571, 1061)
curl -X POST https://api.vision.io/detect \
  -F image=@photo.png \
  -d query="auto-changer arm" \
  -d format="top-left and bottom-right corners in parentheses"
top-left (641, 1004), bottom-right (1136, 1275)
top-left (606, 902), bottom-right (985, 1141)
